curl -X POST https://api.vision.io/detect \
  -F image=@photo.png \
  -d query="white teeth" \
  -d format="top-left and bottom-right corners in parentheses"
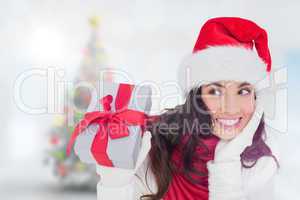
top-left (217, 118), bottom-right (240, 126)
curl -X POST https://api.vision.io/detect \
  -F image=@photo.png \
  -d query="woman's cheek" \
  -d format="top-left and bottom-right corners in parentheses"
top-left (203, 98), bottom-right (221, 114)
top-left (238, 97), bottom-right (256, 130)
top-left (240, 96), bottom-right (255, 114)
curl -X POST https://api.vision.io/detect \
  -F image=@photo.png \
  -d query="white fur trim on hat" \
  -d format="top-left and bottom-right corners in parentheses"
top-left (178, 46), bottom-right (268, 95)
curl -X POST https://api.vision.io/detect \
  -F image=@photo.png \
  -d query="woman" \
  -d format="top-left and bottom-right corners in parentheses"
top-left (95, 17), bottom-right (280, 200)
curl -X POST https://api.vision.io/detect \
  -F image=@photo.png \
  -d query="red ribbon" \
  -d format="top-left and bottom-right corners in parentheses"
top-left (66, 83), bottom-right (149, 167)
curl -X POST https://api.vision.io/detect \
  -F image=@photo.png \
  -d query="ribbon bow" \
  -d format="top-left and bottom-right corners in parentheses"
top-left (66, 84), bottom-right (148, 167)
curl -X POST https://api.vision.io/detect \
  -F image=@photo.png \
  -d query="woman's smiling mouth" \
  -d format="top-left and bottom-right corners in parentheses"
top-left (216, 117), bottom-right (242, 129)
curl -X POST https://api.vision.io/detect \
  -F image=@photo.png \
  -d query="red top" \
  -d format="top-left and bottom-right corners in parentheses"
top-left (163, 134), bottom-right (220, 200)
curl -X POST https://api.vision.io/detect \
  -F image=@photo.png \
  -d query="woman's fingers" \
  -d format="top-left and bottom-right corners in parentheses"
top-left (214, 104), bottom-right (264, 161)
top-left (229, 107), bottom-right (262, 148)
top-left (134, 131), bottom-right (152, 172)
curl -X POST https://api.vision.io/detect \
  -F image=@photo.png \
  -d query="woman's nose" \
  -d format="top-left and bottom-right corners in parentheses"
top-left (220, 94), bottom-right (240, 114)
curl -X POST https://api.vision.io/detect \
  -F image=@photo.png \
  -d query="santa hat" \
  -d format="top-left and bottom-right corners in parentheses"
top-left (178, 17), bottom-right (272, 95)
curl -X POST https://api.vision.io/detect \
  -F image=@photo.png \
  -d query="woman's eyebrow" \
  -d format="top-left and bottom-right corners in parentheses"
top-left (238, 82), bottom-right (251, 88)
top-left (205, 82), bottom-right (225, 88)
top-left (205, 82), bottom-right (251, 88)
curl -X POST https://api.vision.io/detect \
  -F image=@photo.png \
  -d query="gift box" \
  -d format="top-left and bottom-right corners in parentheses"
top-left (67, 81), bottom-right (152, 169)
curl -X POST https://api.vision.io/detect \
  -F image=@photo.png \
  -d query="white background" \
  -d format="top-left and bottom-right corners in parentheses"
top-left (0, 0), bottom-right (299, 199)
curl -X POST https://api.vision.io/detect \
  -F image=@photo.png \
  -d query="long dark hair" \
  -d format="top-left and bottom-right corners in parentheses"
top-left (140, 86), bottom-right (279, 200)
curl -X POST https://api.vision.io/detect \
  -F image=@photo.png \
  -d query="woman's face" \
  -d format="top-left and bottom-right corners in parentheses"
top-left (201, 81), bottom-right (256, 140)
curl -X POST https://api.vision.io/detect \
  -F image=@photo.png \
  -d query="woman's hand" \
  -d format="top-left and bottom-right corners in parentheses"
top-left (213, 103), bottom-right (264, 162)
top-left (96, 131), bottom-right (152, 187)
top-left (207, 100), bottom-right (264, 200)
top-left (95, 131), bottom-right (152, 200)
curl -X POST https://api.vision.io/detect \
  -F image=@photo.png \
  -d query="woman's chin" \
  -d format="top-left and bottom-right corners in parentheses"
top-left (214, 129), bottom-right (239, 140)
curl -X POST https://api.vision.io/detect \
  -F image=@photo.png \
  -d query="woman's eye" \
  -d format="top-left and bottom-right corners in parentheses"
top-left (238, 88), bottom-right (251, 95)
top-left (208, 88), bottom-right (222, 96)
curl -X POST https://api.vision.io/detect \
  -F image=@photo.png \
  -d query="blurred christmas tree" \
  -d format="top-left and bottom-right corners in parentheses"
top-left (45, 16), bottom-right (112, 190)
top-left (75, 16), bottom-right (113, 84)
